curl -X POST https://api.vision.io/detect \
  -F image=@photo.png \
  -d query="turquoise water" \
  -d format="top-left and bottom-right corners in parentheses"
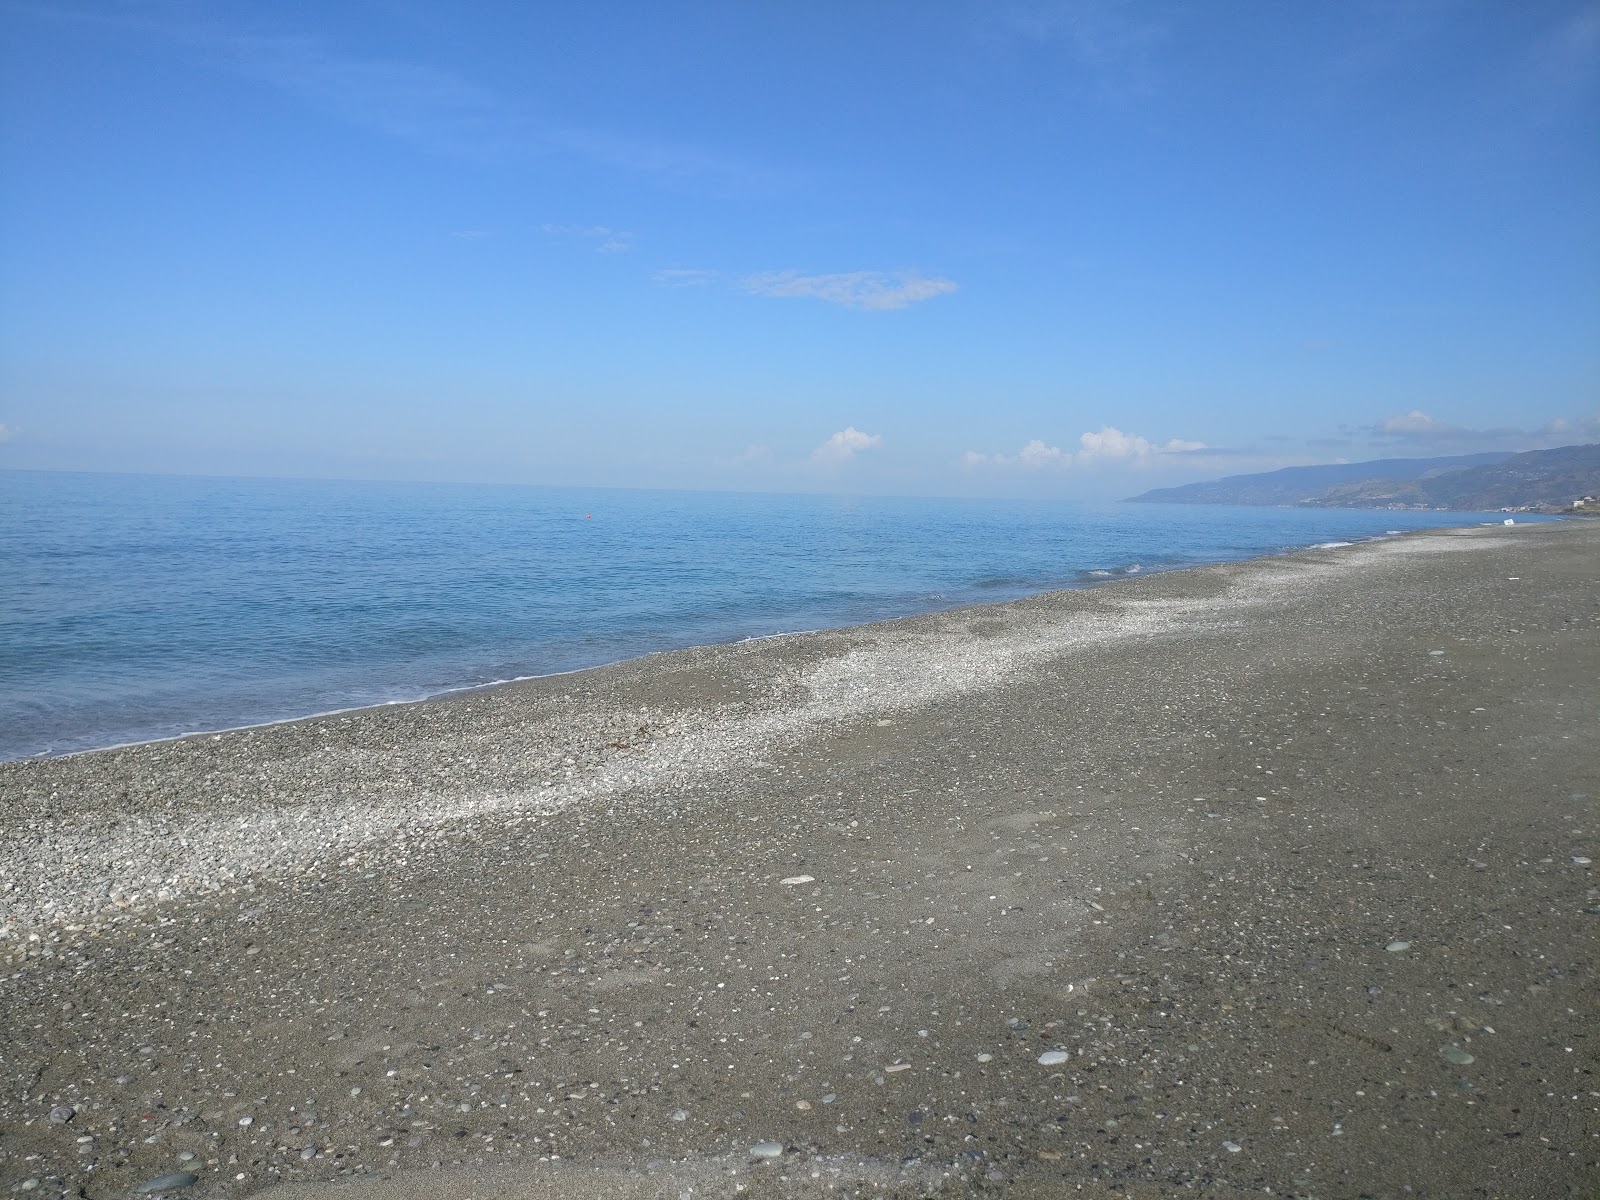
top-left (0, 470), bottom-right (1553, 760)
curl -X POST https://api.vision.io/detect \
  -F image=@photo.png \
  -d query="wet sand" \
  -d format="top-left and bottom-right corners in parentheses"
top-left (1, 521), bottom-right (1595, 1199)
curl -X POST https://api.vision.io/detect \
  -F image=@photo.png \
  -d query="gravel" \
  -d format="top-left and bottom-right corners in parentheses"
top-left (1, 520), bottom-right (1595, 1199)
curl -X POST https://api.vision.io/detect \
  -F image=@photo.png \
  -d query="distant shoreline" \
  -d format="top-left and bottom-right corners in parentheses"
top-left (1126, 441), bottom-right (1599, 510)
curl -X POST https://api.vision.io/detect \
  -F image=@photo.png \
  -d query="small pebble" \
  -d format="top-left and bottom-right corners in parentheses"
top-left (301, 1146), bottom-right (317, 1160)
top-left (976, 1053), bottom-right (993, 1063)
top-left (820, 1093), bottom-right (837, 1104)
top-left (21, 1181), bottom-right (40, 1192)
top-left (237, 1116), bottom-right (253, 1126)
top-left (779, 875), bottom-right (814, 886)
top-left (1385, 940), bottom-right (1411, 952)
top-left (1573, 856), bottom-right (1592, 865)
top-left (135, 1173), bottom-right (199, 1194)
top-left (671, 1109), bottom-right (688, 1121)
top-left (1222, 1140), bottom-right (1242, 1152)
top-left (1441, 1046), bottom-right (1475, 1065)
top-left (1037, 1050), bottom-right (1069, 1066)
top-left (750, 1141), bottom-right (784, 1159)
top-left (177, 1152), bottom-right (196, 1162)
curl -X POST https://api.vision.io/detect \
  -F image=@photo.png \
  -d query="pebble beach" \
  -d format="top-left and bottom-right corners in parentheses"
top-left (1, 520), bottom-right (1595, 1198)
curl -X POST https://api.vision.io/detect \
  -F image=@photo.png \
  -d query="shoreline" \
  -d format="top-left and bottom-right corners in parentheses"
top-left (0, 524), bottom-right (1462, 942)
top-left (1, 519), bottom-right (1594, 1199)
top-left (5, 520), bottom-right (1528, 768)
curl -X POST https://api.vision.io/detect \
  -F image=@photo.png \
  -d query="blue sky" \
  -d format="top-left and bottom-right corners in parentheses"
top-left (1, 0), bottom-right (1596, 499)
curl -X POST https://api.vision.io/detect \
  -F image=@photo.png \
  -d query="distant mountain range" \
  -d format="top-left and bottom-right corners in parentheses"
top-left (1126, 444), bottom-right (1600, 511)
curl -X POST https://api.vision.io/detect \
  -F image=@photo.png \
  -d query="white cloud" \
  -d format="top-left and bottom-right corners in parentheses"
top-left (1018, 439), bottom-right (1069, 468)
top-left (743, 270), bottom-right (957, 311)
top-left (0, 423), bottom-right (14, 442)
top-left (1076, 425), bottom-right (1153, 461)
top-left (812, 427), bottom-right (883, 463)
top-left (541, 223), bottom-right (634, 253)
top-left (1375, 409), bottom-right (1461, 438)
top-left (965, 426), bottom-right (1207, 470)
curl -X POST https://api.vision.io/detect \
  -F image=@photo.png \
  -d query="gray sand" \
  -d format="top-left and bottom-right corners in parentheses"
top-left (1, 521), bottom-right (1595, 1198)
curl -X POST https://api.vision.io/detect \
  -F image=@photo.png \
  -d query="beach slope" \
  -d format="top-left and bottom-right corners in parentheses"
top-left (1, 522), bottom-right (1595, 1198)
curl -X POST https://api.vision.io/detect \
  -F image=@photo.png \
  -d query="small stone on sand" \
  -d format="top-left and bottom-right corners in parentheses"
top-left (780, 875), bottom-right (814, 886)
top-left (1386, 940), bottom-right (1411, 952)
top-left (750, 1141), bottom-right (784, 1158)
top-left (1441, 1046), bottom-right (1475, 1065)
top-left (1037, 1050), bottom-right (1069, 1066)
top-left (135, 1173), bottom-right (199, 1194)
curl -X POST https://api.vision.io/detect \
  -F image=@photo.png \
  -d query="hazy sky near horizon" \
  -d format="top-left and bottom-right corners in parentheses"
top-left (2, 0), bottom-right (1597, 498)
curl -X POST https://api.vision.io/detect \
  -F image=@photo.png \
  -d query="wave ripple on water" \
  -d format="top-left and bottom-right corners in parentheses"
top-left (0, 470), bottom-right (1555, 760)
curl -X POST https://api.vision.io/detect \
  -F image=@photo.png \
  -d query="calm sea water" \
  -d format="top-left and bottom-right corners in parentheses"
top-left (0, 470), bottom-right (1553, 761)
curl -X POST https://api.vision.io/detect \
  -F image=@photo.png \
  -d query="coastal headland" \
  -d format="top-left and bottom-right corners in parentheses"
top-left (1, 522), bottom-right (1595, 1198)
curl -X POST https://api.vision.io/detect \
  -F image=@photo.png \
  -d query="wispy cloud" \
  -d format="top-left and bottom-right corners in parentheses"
top-left (813, 427), bottom-right (884, 463)
top-left (744, 270), bottom-right (957, 311)
top-left (988, 0), bottom-right (1174, 100)
top-left (224, 33), bottom-right (508, 156)
top-left (541, 224), bottom-right (634, 254)
top-left (652, 268), bottom-right (720, 287)
top-left (226, 34), bottom-right (790, 191)
top-left (545, 126), bottom-right (799, 196)
top-left (1370, 409), bottom-right (1600, 449)
top-left (1532, 3), bottom-right (1600, 98)
top-left (0, 423), bottom-right (16, 443)
top-left (965, 426), bottom-right (1205, 469)
top-left (29, 8), bottom-right (788, 190)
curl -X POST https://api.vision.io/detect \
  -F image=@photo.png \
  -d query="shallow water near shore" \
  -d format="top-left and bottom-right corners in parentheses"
top-left (0, 469), bottom-right (1555, 760)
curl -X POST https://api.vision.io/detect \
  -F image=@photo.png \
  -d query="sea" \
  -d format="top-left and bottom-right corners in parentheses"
top-left (0, 469), bottom-right (1557, 762)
